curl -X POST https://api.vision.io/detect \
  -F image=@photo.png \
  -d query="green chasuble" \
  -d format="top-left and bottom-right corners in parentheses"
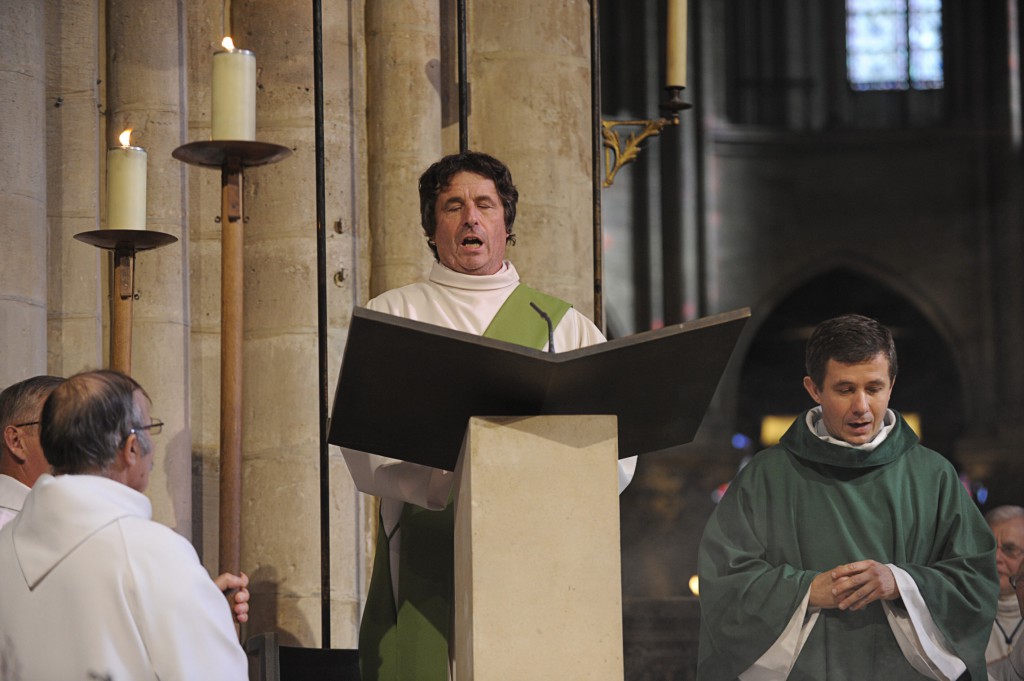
top-left (358, 285), bottom-right (571, 681)
top-left (696, 412), bottom-right (998, 681)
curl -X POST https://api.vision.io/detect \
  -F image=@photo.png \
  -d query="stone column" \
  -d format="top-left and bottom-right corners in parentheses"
top-left (107, 0), bottom-right (192, 536)
top-left (0, 0), bottom-right (48, 387)
top-left (46, 0), bottom-right (104, 378)
top-left (466, 0), bottom-right (595, 314)
top-left (365, 0), bottom-right (442, 296)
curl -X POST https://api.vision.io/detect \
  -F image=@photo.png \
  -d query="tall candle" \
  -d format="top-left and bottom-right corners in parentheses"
top-left (212, 37), bottom-right (256, 140)
top-left (106, 129), bottom-right (147, 230)
top-left (666, 0), bottom-right (688, 88)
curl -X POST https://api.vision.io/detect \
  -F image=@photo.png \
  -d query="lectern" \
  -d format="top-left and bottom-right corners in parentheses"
top-left (329, 307), bottom-right (749, 680)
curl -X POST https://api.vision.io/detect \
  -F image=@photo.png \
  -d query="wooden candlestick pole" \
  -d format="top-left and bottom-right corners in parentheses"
top-left (111, 246), bottom-right (136, 374)
top-left (171, 140), bottom-right (290, 580)
top-left (74, 231), bottom-right (178, 376)
top-left (219, 161), bottom-right (244, 577)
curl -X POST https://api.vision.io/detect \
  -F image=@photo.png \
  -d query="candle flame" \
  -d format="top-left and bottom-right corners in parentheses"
top-left (222, 36), bottom-right (236, 51)
top-left (119, 129), bottom-right (132, 147)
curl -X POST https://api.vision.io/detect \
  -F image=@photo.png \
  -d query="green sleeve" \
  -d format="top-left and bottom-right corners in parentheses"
top-left (696, 459), bottom-right (817, 680)
top-left (896, 456), bottom-right (998, 681)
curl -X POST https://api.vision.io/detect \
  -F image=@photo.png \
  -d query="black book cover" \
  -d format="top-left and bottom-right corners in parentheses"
top-left (328, 306), bottom-right (749, 471)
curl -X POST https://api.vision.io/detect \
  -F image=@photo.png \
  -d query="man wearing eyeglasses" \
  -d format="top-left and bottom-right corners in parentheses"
top-left (990, 565), bottom-right (1024, 680)
top-left (0, 375), bottom-right (63, 529)
top-left (987, 506), bottom-right (1024, 666)
top-left (0, 369), bottom-right (248, 680)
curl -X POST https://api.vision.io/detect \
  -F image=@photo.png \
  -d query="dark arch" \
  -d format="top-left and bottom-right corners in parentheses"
top-left (735, 268), bottom-right (965, 462)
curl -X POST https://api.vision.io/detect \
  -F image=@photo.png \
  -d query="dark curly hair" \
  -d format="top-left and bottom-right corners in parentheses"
top-left (418, 151), bottom-right (518, 260)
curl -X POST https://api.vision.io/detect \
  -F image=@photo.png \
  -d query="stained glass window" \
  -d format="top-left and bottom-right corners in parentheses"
top-left (847, 0), bottom-right (943, 90)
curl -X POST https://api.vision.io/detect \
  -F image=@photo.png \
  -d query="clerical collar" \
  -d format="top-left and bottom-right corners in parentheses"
top-left (805, 407), bottom-right (897, 451)
top-left (428, 260), bottom-right (519, 291)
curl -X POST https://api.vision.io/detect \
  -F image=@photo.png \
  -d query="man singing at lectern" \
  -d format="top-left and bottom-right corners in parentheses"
top-left (343, 150), bottom-right (637, 681)
top-left (696, 314), bottom-right (997, 680)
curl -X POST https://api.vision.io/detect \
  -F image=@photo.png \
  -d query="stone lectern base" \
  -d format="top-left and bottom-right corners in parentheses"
top-left (453, 415), bottom-right (623, 681)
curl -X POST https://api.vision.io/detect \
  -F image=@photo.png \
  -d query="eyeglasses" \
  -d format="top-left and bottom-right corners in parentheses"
top-left (131, 419), bottom-right (164, 437)
top-left (118, 419), bottom-right (164, 449)
top-left (998, 542), bottom-right (1024, 561)
top-left (12, 420), bottom-right (39, 428)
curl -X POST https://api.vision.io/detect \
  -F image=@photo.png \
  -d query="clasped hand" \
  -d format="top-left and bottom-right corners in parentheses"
top-left (809, 560), bottom-right (899, 611)
top-left (214, 571), bottom-right (251, 624)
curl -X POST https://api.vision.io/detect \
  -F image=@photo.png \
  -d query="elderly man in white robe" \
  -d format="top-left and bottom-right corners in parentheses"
top-left (344, 150), bottom-right (636, 681)
top-left (0, 369), bottom-right (249, 680)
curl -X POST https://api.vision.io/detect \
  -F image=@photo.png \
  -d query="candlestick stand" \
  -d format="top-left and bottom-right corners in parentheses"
top-left (172, 140), bottom-right (291, 577)
top-left (75, 230), bottom-right (178, 374)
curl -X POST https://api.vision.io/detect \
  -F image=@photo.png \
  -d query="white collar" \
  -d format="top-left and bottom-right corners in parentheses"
top-left (805, 407), bottom-right (897, 451)
top-left (428, 260), bottom-right (519, 291)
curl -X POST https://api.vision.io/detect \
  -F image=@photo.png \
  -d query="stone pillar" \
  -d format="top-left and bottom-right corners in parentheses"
top-left (0, 0), bottom-right (48, 387)
top-left (107, 0), bottom-right (192, 535)
top-left (365, 0), bottom-right (442, 296)
top-left (46, 0), bottom-right (104, 378)
top-left (466, 0), bottom-right (595, 314)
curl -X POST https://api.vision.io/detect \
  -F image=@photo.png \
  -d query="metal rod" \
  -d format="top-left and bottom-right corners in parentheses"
top-left (590, 0), bottom-right (603, 330)
top-left (312, 0), bottom-right (332, 649)
top-left (219, 162), bottom-right (244, 580)
top-left (458, 0), bottom-right (469, 151)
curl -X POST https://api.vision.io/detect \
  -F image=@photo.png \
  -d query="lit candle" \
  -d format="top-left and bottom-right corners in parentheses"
top-left (106, 129), bottom-right (147, 230)
top-left (212, 36), bottom-right (256, 140)
top-left (666, 0), bottom-right (688, 88)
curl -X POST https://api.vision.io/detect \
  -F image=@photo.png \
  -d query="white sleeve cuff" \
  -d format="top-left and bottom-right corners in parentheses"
top-left (739, 589), bottom-right (820, 681)
top-left (884, 564), bottom-right (966, 681)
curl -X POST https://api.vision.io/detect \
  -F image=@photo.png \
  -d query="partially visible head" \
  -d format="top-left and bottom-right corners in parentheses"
top-left (986, 505), bottom-right (1024, 597)
top-left (802, 314), bottom-right (898, 445)
top-left (0, 375), bottom-right (63, 486)
top-left (41, 370), bottom-right (155, 491)
top-left (419, 151), bottom-right (518, 268)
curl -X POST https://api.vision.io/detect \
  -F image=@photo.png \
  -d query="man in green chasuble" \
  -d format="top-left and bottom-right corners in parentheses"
top-left (342, 151), bottom-right (636, 681)
top-left (697, 314), bottom-right (997, 681)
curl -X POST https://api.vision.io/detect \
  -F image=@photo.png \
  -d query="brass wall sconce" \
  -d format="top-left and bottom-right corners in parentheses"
top-left (602, 86), bottom-right (691, 188)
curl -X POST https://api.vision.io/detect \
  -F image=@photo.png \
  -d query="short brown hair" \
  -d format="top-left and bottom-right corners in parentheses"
top-left (805, 314), bottom-right (897, 389)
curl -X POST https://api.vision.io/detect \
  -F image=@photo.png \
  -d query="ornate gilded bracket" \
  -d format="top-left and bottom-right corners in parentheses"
top-left (601, 87), bottom-right (691, 188)
top-left (601, 116), bottom-right (679, 188)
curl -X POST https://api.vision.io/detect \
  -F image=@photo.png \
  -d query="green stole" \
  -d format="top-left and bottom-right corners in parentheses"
top-left (358, 285), bottom-right (571, 681)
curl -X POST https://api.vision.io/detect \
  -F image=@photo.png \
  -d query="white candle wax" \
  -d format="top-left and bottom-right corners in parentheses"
top-left (666, 0), bottom-right (688, 88)
top-left (106, 145), bottom-right (147, 230)
top-left (212, 47), bottom-right (256, 140)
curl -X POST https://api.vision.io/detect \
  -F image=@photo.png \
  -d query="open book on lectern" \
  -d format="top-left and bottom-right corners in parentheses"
top-left (327, 306), bottom-right (750, 471)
